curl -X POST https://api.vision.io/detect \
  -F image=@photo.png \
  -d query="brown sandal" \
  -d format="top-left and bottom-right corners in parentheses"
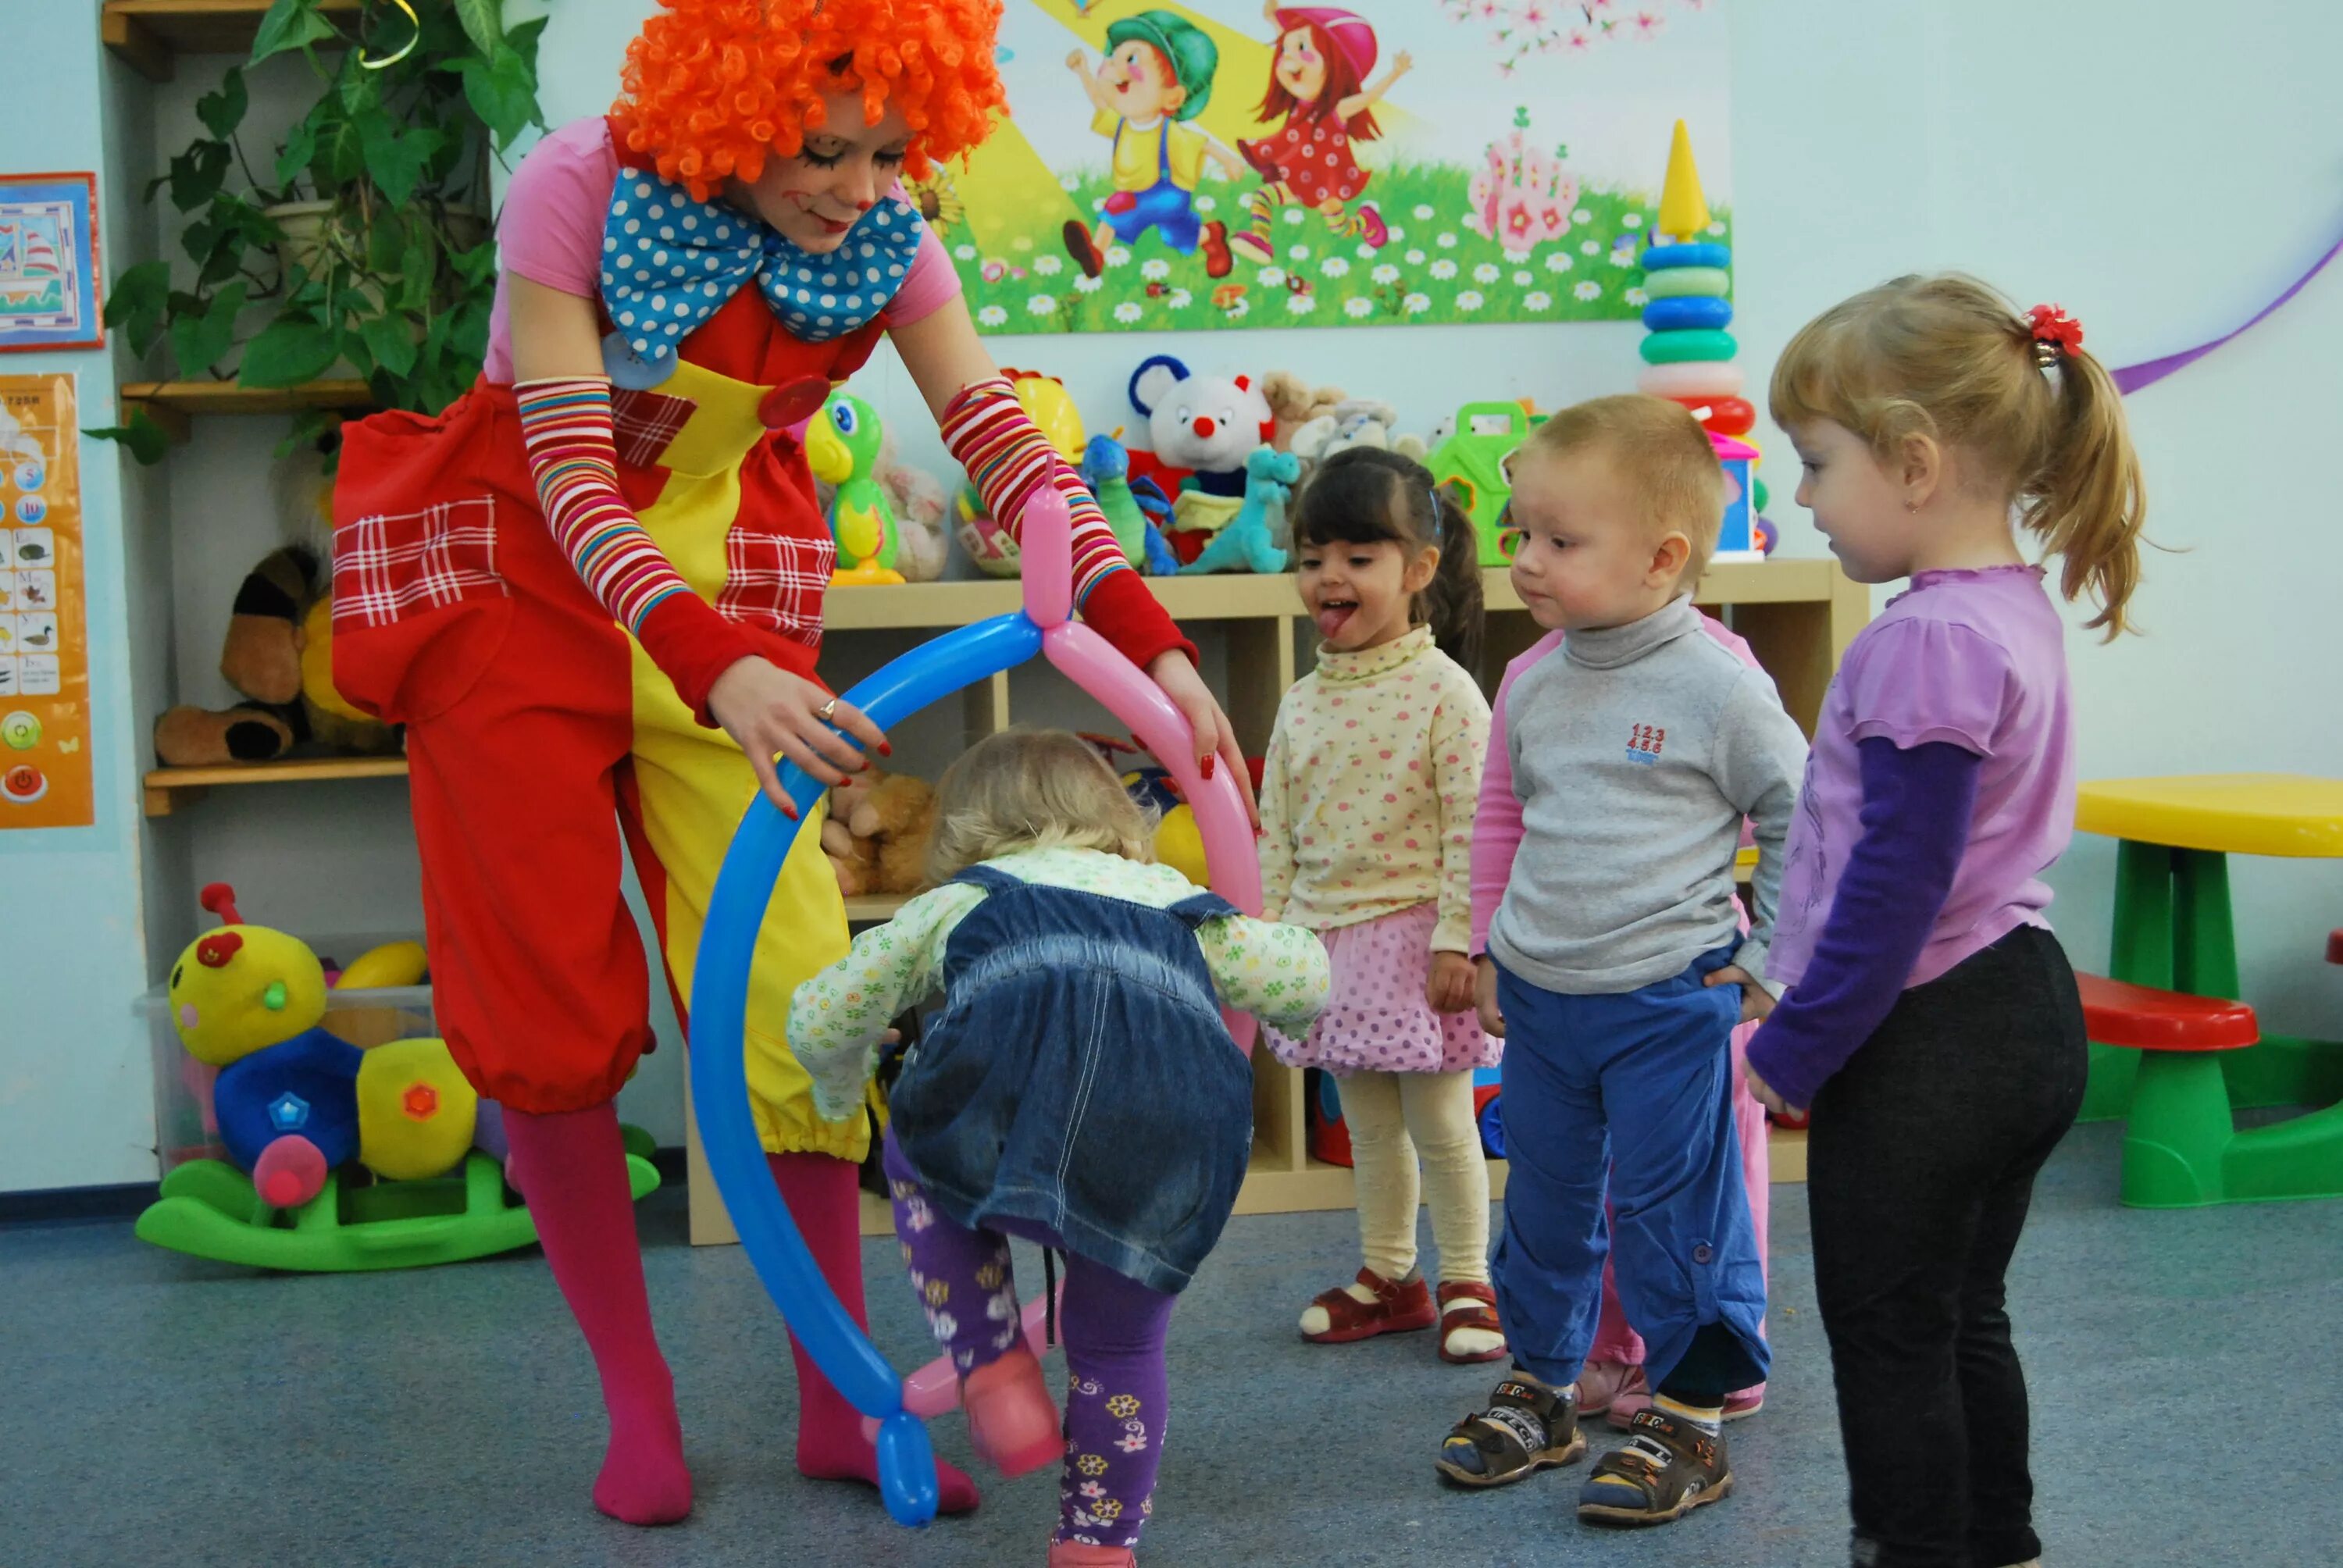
top-left (1436, 1281), bottom-right (1508, 1363)
top-left (1299, 1267), bottom-right (1436, 1343)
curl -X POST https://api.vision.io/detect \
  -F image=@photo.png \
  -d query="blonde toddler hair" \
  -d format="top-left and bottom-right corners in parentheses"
top-left (1770, 273), bottom-right (2145, 636)
top-left (924, 728), bottom-right (1153, 886)
top-left (1519, 394), bottom-right (1728, 581)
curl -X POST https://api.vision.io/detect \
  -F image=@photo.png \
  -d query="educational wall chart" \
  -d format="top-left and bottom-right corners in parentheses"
top-left (918, 0), bottom-right (1731, 336)
top-left (0, 374), bottom-right (92, 828)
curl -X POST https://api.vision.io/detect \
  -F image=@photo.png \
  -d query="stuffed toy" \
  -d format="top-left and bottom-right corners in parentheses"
top-left (813, 428), bottom-right (948, 583)
top-left (1289, 397), bottom-right (1430, 488)
top-left (1079, 434), bottom-right (1180, 574)
top-left (1127, 354), bottom-right (1274, 563)
top-left (1181, 447), bottom-right (1298, 575)
top-left (820, 767), bottom-right (940, 897)
top-left (1262, 370), bottom-right (1346, 452)
top-left (154, 451), bottom-right (399, 767)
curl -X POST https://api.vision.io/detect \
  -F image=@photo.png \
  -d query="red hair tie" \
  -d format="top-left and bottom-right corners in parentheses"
top-left (2027, 303), bottom-right (2084, 366)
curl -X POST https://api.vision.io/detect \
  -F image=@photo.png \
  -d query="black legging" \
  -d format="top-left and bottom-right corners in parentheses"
top-left (1806, 925), bottom-right (2087, 1568)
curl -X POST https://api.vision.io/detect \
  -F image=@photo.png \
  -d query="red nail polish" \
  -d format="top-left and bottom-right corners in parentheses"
top-left (1202, 755), bottom-right (1215, 780)
top-left (879, 741), bottom-right (893, 757)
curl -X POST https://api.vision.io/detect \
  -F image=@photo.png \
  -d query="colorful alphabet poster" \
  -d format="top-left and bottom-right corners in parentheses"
top-left (0, 174), bottom-right (102, 353)
top-left (0, 374), bottom-right (93, 828)
top-left (918, 0), bottom-right (1731, 336)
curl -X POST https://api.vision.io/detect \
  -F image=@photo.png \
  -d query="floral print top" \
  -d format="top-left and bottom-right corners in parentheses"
top-left (1258, 625), bottom-right (1492, 953)
top-left (790, 845), bottom-right (1331, 1121)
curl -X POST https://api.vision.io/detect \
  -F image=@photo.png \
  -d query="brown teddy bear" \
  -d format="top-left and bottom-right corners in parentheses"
top-left (152, 448), bottom-right (399, 767)
top-left (820, 768), bottom-right (940, 897)
top-left (1262, 370), bottom-right (1346, 454)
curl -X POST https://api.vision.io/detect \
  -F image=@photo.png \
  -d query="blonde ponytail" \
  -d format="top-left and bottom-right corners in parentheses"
top-left (1771, 273), bottom-right (2149, 639)
top-left (2027, 342), bottom-right (2145, 636)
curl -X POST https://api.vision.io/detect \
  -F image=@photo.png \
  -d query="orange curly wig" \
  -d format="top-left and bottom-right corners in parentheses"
top-left (612, 0), bottom-right (1009, 201)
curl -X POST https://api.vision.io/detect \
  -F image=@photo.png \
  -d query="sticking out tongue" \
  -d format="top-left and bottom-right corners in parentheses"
top-left (1316, 604), bottom-right (1355, 640)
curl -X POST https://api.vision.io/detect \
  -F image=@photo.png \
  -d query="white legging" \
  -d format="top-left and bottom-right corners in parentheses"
top-left (1341, 1067), bottom-right (1491, 1285)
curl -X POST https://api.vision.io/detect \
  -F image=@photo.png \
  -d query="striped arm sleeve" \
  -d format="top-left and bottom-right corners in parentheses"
top-left (940, 376), bottom-right (1193, 670)
top-left (514, 377), bottom-right (758, 723)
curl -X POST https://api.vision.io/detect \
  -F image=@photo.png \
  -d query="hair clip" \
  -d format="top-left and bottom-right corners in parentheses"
top-left (2027, 303), bottom-right (2084, 368)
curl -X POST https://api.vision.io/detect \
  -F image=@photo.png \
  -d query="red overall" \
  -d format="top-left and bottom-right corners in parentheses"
top-left (333, 127), bottom-right (886, 1158)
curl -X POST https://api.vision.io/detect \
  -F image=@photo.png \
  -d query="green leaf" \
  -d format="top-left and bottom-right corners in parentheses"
top-left (459, 44), bottom-right (540, 151)
top-left (166, 142), bottom-right (232, 212)
top-left (448, 237), bottom-right (497, 287)
top-left (169, 281), bottom-right (248, 376)
top-left (197, 67), bottom-right (249, 140)
top-left (398, 239), bottom-right (436, 312)
top-left (452, 0), bottom-right (505, 56)
top-left (338, 326), bottom-right (376, 380)
top-left (359, 119), bottom-right (440, 208)
top-left (358, 313), bottom-right (417, 379)
top-left (248, 0), bottom-right (336, 66)
top-left (312, 107), bottom-right (367, 186)
top-left (276, 112), bottom-right (319, 189)
top-left (338, 52), bottom-right (383, 116)
top-left (103, 262), bottom-right (173, 356)
top-left (87, 411), bottom-right (173, 466)
top-left (239, 319), bottom-right (341, 387)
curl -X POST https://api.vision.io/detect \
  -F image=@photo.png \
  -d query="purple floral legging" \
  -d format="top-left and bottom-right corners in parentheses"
top-left (884, 1132), bottom-right (1178, 1551)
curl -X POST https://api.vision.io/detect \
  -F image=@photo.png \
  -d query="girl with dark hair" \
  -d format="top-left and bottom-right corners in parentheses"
top-left (1256, 446), bottom-right (1505, 1363)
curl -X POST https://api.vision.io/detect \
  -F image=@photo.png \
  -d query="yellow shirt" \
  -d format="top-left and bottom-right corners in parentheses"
top-left (1093, 109), bottom-right (1207, 193)
top-left (1258, 627), bottom-right (1492, 953)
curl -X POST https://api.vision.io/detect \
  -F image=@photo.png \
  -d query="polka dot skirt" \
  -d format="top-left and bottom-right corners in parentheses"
top-left (1239, 118), bottom-right (1368, 205)
top-left (1265, 903), bottom-right (1499, 1075)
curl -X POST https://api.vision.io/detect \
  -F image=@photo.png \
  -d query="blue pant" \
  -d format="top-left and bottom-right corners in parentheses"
top-left (1103, 180), bottom-right (1201, 253)
top-left (1492, 946), bottom-right (1769, 1392)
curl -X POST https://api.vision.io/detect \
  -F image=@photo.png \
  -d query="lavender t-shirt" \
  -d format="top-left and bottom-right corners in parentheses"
top-left (1769, 565), bottom-right (2075, 991)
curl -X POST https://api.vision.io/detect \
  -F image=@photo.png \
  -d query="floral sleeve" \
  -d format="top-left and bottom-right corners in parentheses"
top-left (787, 882), bottom-right (985, 1122)
top-left (1195, 914), bottom-right (1332, 1038)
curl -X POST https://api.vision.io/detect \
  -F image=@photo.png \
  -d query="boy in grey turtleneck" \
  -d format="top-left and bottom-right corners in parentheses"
top-left (1435, 397), bottom-right (1806, 1527)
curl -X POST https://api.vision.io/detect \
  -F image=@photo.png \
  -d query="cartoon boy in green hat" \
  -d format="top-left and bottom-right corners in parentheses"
top-left (1064, 9), bottom-right (1243, 280)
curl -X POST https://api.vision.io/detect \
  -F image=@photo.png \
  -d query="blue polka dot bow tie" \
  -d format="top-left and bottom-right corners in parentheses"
top-left (600, 169), bottom-right (923, 361)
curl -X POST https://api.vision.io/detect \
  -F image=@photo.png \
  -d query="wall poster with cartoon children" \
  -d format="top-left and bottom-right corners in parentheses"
top-left (918, 1), bottom-right (1731, 335)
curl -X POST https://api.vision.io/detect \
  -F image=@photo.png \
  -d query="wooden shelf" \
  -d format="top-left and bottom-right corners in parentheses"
top-left (102, 0), bottom-right (361, 82)
top-left (122, 381), bottom-right (375, 444)
top-left (842, 893), bottom-right (910, 923)
top-left (143, 754), bottom-right (407, 817)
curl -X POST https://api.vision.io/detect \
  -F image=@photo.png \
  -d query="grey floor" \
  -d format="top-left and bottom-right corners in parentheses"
top-left (6, 1123), bottom-right (2341, 1567)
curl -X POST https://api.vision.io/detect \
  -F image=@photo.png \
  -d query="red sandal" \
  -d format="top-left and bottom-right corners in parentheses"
top-left (1436, 1281), bottom-right (1508, 1363)
top-left (1299, 1267), bottom-right (1436, 1344)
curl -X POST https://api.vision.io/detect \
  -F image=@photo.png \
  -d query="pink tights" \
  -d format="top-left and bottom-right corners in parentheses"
top-left (501, 1105), bottom-right (976, 1523)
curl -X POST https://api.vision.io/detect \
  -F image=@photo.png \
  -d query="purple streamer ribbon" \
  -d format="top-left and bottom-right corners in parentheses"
top-left (2113, 229), bottom-right (2343, 394)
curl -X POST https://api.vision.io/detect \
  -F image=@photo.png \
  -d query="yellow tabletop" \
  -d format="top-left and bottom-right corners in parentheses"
top-left (2075, 774), bottom-right (2343, 858)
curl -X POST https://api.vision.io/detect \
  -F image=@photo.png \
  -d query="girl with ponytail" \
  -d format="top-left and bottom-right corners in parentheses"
top-left (1254, 446), bottom-right (1507, 1365)
top-left (1752, 273), bottom-right (2146, 1568)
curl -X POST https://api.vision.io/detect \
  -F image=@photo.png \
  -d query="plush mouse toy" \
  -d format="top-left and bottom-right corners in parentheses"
top-left (1127, 353), bottom-right (1275, 564)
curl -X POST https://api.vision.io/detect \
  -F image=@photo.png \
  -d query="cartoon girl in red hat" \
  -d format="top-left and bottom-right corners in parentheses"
top-left (1229, 2), bottom-right (1412, 265)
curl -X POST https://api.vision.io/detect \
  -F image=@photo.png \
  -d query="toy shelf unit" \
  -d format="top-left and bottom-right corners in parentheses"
top-left (682, 557), bottom-right (1863, 1244)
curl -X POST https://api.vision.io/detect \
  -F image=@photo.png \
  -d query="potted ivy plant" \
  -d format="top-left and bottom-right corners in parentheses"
top-left (100, 0), bottom-right (547, 460)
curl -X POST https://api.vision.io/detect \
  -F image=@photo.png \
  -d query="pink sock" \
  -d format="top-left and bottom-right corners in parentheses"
top-left (505, 1102), bottom-right (692, 1525)
top-left (765, 1151), bottom-right (982, 1515)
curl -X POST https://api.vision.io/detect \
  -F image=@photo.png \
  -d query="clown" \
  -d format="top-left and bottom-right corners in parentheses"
top-left (330, 0), bottom-right (1246, 1529)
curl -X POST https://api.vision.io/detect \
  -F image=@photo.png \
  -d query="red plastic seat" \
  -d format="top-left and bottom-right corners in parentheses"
top-left (2077, 973), bottom-right (2259, 1053)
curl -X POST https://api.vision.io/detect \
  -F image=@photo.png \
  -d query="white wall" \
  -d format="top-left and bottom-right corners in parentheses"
top-left (8, 0), bottom-right (2333, 1192)
top-left (0, 10), bottom-right (162, 1191)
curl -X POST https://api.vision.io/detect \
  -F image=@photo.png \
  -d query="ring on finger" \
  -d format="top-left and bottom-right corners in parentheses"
top-left (815, 697), bottom-right (840, 723)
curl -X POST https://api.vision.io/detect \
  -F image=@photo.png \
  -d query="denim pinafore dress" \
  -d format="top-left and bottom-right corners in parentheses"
top-left (886, 862), bottom-right (1254, 1295)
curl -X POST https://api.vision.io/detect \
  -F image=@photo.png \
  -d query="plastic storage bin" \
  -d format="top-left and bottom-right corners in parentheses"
top-left (142, 979), bottom-right (437, 1174)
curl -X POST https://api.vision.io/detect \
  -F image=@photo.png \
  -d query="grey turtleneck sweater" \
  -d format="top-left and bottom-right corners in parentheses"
top-left (1486, 593), bottom-right (1808, 996)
